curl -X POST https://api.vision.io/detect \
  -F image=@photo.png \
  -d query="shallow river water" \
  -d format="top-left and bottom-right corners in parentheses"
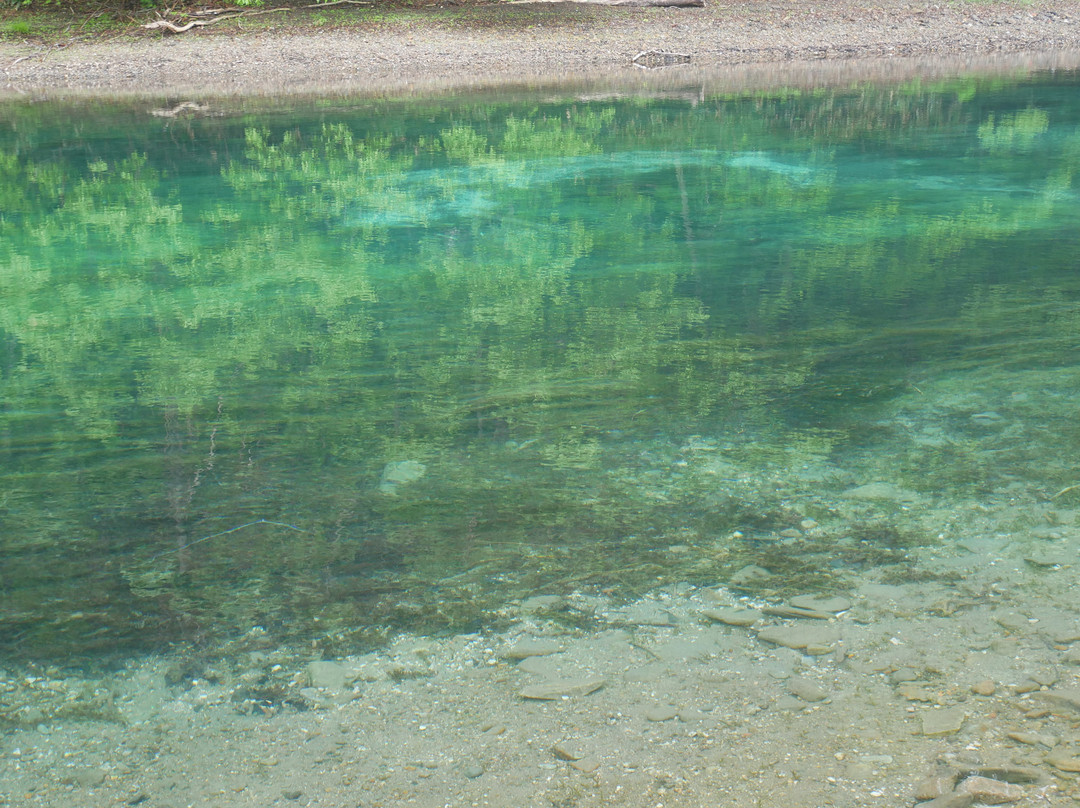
top-left (2, 69), bottom-right (1080, 807)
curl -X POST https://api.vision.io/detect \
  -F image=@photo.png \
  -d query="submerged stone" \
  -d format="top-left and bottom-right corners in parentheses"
top-left (378, 460), bottom-right (427, 494)
top-left (921, 707), bottom-right (966, 736)
top-left (702, 607), bottom-right (761, 627)
top-left (788, 595), bottom-right (851, 613)
top-left (519, 678), bottom-right (605, 700)
top-left (756, 624), bottom-right (840, 651)
top-left (843, 482), bottom-right (920, 502)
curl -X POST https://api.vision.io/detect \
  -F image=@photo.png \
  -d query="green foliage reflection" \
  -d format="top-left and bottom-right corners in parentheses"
top-left (1, 75), bottom-right (1080, 661)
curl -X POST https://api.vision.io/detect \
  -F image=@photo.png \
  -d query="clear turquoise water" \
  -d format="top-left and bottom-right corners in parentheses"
top-left (2, 74), bottom-right (1079, 664)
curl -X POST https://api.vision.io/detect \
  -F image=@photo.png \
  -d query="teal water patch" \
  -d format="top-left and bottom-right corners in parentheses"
top-left (1, 73), bottom-right (1080, 665)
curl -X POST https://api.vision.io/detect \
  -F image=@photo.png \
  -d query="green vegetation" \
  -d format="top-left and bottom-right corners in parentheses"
top-left (1, 76), bottom-right (1079, 664)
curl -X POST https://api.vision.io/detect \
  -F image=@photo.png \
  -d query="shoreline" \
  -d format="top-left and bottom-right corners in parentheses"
top-left (3, 0), bottom-right (1080, 98)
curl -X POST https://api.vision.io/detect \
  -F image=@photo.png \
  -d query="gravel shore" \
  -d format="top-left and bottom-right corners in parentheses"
top-left (2, 0), bottom-right (1080, 97)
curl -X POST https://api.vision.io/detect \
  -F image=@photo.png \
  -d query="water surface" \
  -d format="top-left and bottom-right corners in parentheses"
top-left (2, 73), bottom-right (1079, 666)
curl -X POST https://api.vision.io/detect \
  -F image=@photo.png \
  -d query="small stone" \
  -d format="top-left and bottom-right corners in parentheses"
top-left (570, 757), bottom-right (600, 773)
top-left (1006, 731), bottom-right (1057, 748)
top-left (993, 612), bottom-right (1031, 633)
top-left (971, 679), bottom-right (996, 696)
top-left (378, 459), bottom-right (426, 494)
top-left (306, 660), bottom-right (347, 691)
top-left (63, 768), bottom-right (106, 788)
top-left (788, 677), bottom-right (828, 703)
top-left (921, 707), bottom-right (966, 736)
top-left (701, 607), bottom-right (761, 627)
top-left (843, 482), bottom-right (920, 502)
top-left (1048, 626), bottom-right (1080, 644)
top-left (962, 766), bottom-right (1045, 784)
top-left (1039, 687), bottom-right (1080, 712)
top-left (500, 639), bottom-right (562, 660)
top-left (859, 754), bottom-right (893, 766)
top-left (460, 763), bottom-right (484, 779)
top-left (1024, 550), bottom-right (1071, 568)
top-left (918, 794), bottom-right (974, 808)
top-left (1029, 670), bottom-right (1059, 686)
top-left (915, 774), bottom-right (958, 801)
top-left (756, 624), bottom-right (840, 652)
top-left (1013, 679), bottom-right (1041, 694)
top-left (799, 518), bottom-right (819, 530)
top-left (644, 705), bottom-right (679, 722)
top-left (957, 775), bottom-right (1023, 804)
top-left (1047, 751), bottom-right (1080, 772)
top-left (607, 604), bottom-right (675, 627)
top-left (519, 678), bottom-right (605, 700)
top-left (282, 790), bottom-right (303, 800)
top-left (728, 564), bottom-right (774, 590)
top-left (552, 742), bottom-right (585, 761)
top-left (762, 605), bottom-right (832, 620)
top-left (677, 707), bottom-right (705, 723)
top-left (788, 595), bottom-right (851, 613)
top-left (519, 595), bottom-right (565, 613)
top-left (897, 684), bottom-right (937, 702)
top-left (890, 667), bottom-right (921, 684)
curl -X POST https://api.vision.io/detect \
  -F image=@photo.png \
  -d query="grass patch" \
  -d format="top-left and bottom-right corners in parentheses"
top-left (3, 18), bottom-right (34, 34)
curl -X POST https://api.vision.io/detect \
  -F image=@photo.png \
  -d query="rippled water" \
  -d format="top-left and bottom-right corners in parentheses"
top-left (2, 72), bottom-right (1079, 666)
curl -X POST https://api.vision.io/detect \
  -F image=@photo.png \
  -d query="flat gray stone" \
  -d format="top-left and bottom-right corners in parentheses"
top-left (519, 595), bottom-right (565, 613)
top-left (762, 605), bottom-right (832, 620)
top-left (1047, 752), bottom-right (1080, 772)
top-left (644, 705), bottom-right (678, 722)
top-left (788, 677), bottom-right (828, 703)
top-left (789, 595), bottom-right (852, 613)
top-left (1038, 687), bottom-right (1080, 713)
top-left (918, 794), bottom-right (974, 808)
top-left (922, 707), bottom-right (966, 736)
top-left (606, 604), bottom-right (675, 626)
top-left (728, 564), bottom-right (774, 589)
top-left (61, 768), bottom-right (106, 788)
top-left (378, 460), bottom-right (426, 494)
top-left (756, 624), bottom-right (840, 652)
top-left (460, 763), bottom-right (484, 779)
top-left (552, 741), bottom-right (585, 761)
top-left (957, 776), bottom-right (1023, 803)
top-left (702, 607), bottom-right (761, 627)
top-left (519, 678), bottom-right (605, 700)
top-left (500, 639), bottom-right (562, 660)
top-left (915, 774), bottom-right (958, 801)
top-left (306, 660), bottom-right (347, 691)
top-left (843, 482), bottom-right (920, 502)
top-left (570, 757), bottom-right (600, 773)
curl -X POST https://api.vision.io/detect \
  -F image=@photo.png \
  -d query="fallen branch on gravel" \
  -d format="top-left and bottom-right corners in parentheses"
top-left (143, 18), bottom-right (209, 32)
top-left (143, 1), bottom-right (369, 34)
top-left (633, 50), bottom-right (692, 67)
top-left (513, 0), bottom-right (703, 5)
top-left (9, 49), bottom-right (46, 68)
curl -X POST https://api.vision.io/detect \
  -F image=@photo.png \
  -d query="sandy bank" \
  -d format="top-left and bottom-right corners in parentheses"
top-left (2, 0), bottom-right (1080, 98)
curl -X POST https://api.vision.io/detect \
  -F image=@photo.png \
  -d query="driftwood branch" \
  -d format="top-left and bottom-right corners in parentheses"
top-left (512, 0), bottom-right (703, 6)
top-left (143, 18), bottom-right (209, 32)
top-left (143, 1), bottom-right (368, 34)
top-left (633, 49), bottom-right (692, 67)
top-left (302, 0), bottom-right (371, 6)
top-left (614, 0), bottom-right (703, 5)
